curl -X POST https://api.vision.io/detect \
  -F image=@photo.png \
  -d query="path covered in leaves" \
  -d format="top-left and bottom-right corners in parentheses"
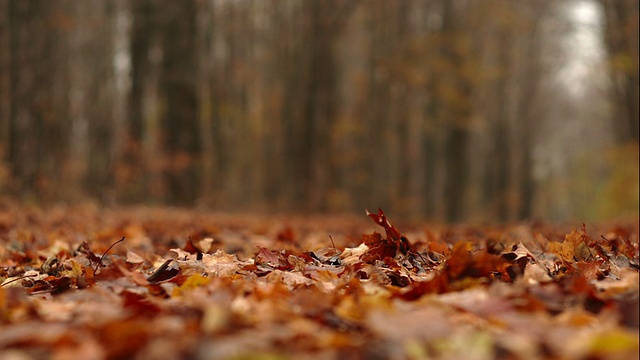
top-left (0, 205), bottom-right (638, 359)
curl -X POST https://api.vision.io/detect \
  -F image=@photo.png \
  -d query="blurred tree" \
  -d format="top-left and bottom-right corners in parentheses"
top-left (159, 0), bottom-right (199, 204)
top-left (195, 0), bottom-right (215, 206)
top-left (598, 0), bottom-right (639, 144)
top-left (109, 0), bottom-right (132, 204)
top-left (0, 0), bottom-right (8, 169)
top-left (0, 0), bottom-right (634, 222)
top-left (4, 0), bottom-right (66, 200)
top-left (475, 1), bottom-right (549, 222)
top-left (439, 0), bottom-right (473, 222)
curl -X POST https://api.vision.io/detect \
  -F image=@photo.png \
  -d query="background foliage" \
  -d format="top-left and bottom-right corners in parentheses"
top-left (0, 0), bottom-right (637, 222)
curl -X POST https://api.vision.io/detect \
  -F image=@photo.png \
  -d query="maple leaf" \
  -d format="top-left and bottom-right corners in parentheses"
top-left (360, 209), bottom-right (413, 264)
top-left (201, 250), bottom-right (245, 277)
top-left (254, 246), bottom-right (293, 271)
top-left (549, 230), bottom-right (592, 263)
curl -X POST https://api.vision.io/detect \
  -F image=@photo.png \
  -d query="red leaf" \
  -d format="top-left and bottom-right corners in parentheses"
top-left (183, 237), bottom-right (200, 255)
top-left (79, 241), bottom-right (102, 265)
top-left (255, 246), bottom-right (292, 270)
top-left (360, 208), bottom-right (415, 264)
top-left (27, 276), bottom-right (72, 295)
top-left (445, 241), bottom-right (506, 281)
top-left (393, 272), bottom-right (450, 300)
top-left (360, 233), bottom-right (397, 263)
top-left (256, 246), bottom-right (281, 264)
top-left (367, 208), bottom-right (401, 242)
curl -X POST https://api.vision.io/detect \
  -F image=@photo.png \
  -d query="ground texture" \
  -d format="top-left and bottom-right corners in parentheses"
top-left (0, 204), bottom-right (638, 360)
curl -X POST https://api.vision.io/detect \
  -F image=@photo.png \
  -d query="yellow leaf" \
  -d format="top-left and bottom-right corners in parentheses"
top-left (549, 230), bottom-right (589, 262)
top-left (61, 258), bottom-right (85, 279)
top-left (589, 330), bottom-right (639, 354)
top-left (548, 241), bottom-right (567, 261)
top-left (172, 273), bottom-right (210, 297)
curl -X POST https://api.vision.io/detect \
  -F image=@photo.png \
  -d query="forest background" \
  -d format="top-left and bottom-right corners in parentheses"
top-left (0, 0), bottom-right (637, 223)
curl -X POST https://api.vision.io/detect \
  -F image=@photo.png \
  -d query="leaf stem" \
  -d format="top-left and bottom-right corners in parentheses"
top-left (94, 236), bottom-right (126, 275)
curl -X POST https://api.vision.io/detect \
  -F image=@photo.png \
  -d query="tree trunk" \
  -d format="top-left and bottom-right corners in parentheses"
top-left (0, 0), bottom-right (10, 175)
top-left (160, 0), bottom-right (198, 204)
top-left (196, 0), bottom-right (215, 206)
top-left (600, 0), bottom-right (640, 144)
top-left (440, 0), bottom-right (472, 222)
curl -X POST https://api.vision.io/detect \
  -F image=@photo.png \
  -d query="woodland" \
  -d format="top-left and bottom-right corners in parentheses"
top-left (0, 0), bottom-right (638, 359)
top-left (0, 0), bottom-right (637, 222)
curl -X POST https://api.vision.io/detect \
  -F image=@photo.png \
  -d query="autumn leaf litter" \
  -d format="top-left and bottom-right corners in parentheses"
top-left (0, 206), bottom-right (638, 359)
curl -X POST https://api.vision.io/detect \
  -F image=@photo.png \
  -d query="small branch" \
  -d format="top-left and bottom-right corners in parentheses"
top-left (329, 235), bottom-right (338, 254)
top-left (94, 236), bottom-right (126, 275)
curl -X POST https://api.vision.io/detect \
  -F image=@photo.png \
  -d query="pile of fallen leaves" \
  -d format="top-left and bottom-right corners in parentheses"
top-left (0, 205), bottom-right (638, 360)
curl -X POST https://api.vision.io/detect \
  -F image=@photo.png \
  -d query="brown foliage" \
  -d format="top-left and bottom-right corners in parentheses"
top-left (0, 206), bottom-right (638, 359)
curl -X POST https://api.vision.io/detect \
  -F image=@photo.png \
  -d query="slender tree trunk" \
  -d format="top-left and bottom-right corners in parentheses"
top-left (196, 0), bottom-right (215, 206)
top-left (600, 0), bottom-right (640, 144)
top-left (9, 1), bottom-right (43, 198)
top-left (67, 1), bottom-right (95, 200)
top-left (486, 30), bottom-right (511, 222)
top-left (440, 0), bottom-right (472, 222)
top-left (142, 37), bottom-right (164, 202)
top-left (0, 0), bottom-right (11, 181)
top-left (129, 1), bottom-right (166, 202)
top-left (109, 0), bottom-right (132, 204)
top-left (160, 0), bottom-right (198, 204)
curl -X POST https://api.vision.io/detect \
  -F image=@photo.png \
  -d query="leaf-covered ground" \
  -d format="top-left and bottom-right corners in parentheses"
top-left (0, 204), bottom-right (638, 360)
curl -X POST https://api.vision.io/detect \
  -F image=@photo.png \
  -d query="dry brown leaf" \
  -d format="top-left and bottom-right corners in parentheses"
top-left (0, 205), bottom-right (637, 360)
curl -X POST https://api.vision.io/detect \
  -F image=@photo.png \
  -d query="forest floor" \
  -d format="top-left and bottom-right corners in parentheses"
top-left (0, 204), bottom-right (638, 360)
